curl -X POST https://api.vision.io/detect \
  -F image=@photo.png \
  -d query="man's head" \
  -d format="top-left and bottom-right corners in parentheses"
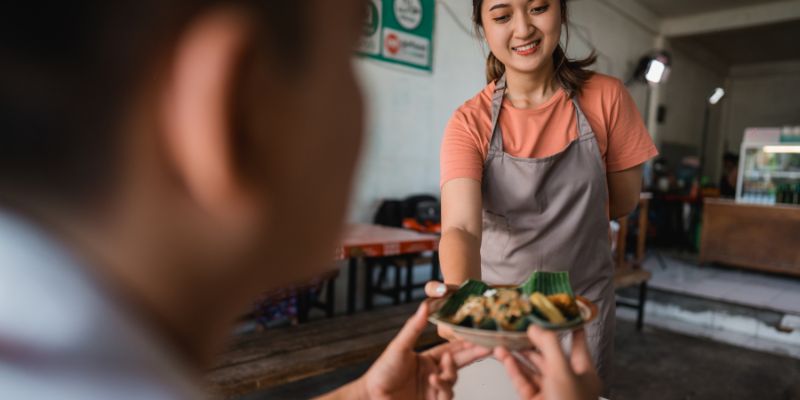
top-left (1, 0), bottom-right (366, 362)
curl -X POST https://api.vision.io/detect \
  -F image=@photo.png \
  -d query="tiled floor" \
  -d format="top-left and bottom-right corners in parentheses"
top-left (618, 251), bottom-right (800, 359)
top-left (642, 251), bottom-right (800, 315)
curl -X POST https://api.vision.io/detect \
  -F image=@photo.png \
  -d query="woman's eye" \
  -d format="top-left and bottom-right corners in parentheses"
top-left (531, 5), bottom-right (549, 14)
top-left (492, 14), bottom-right (511, 23)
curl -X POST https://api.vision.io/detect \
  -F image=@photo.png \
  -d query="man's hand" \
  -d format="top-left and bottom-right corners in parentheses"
top-left (359, 302), bottom-right (490, 399)
top-left (494, 326), bottom-right (602, 400)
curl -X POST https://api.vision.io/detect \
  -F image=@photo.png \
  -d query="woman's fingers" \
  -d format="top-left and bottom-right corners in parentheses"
top-left (424, 281), bottom-right (458, 298)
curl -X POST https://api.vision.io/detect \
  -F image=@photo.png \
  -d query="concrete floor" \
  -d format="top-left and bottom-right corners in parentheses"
top-left (242, 318), bottom-right (800, 399)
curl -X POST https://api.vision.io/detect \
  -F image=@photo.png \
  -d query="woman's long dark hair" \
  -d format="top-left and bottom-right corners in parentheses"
top-left (472, 0), bottom-right (596, 98)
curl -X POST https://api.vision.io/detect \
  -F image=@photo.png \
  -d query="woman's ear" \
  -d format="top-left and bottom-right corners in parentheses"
top-left (159, 7), bottom-right (257, 227)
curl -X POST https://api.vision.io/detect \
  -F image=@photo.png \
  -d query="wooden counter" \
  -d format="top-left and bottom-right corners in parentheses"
top-left (699, 198), bottom-right (800, 277)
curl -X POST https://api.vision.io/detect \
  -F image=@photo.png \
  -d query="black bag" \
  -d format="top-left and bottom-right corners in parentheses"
top-left (373, 199), bottom-right (404, 227)
top-left (401, 194), bottom-right (440, 224)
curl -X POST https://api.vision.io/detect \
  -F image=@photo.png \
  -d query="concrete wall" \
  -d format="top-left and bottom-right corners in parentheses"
top-left (657, 48), bottom-right (726, 179)
top-left (719, 60), bottom-right (800, 153)
top-left (566, 0), bottom-right (657, 114)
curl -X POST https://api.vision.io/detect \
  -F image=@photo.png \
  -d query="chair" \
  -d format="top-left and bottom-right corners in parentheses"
top-left (366, 196), bottom-right (441, 309)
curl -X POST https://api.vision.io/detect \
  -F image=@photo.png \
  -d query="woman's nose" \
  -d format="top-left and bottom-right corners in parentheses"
top-left (513, 14), bottom-right (536, 38)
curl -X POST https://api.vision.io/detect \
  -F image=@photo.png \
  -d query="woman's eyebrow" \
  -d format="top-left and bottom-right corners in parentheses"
top-left (488, 3), bottom-right (510, 11)
top-left (489, 0), bottom-right (535, 12)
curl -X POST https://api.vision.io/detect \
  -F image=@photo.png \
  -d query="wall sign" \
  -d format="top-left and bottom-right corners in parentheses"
top-left (357, 0), bottom-right (435, 72)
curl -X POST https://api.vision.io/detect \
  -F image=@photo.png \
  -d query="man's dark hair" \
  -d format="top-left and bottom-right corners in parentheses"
top-left (0, 1), bottom-right (307, 208)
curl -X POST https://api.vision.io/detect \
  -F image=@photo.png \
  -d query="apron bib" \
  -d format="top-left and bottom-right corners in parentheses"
top-left (479, 74), bottom-right (616, 388)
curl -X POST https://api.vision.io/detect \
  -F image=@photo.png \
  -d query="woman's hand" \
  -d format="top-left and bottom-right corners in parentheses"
top-left (494, 326), bottom-right (602, 400)
top-left (360, 302), bottom-right (490, 400)
top-left (424, 281), bottom-right (459, 341)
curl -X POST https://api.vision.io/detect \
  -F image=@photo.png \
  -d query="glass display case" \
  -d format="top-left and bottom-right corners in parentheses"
top-left (736, 127), bottom-right (800, 205)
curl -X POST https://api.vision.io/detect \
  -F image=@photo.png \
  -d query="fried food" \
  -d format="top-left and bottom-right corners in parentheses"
top-left (485, 289), bottom-right (532, 330)
top-left (546, 293), bottom-right (580, 319)
top-left (449, 288), bottom-right (579, 330)
top-left (451, 295), bottom-right (488, 325)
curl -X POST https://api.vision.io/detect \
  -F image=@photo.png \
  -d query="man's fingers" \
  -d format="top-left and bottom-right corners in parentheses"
top-left (391, 302), bottom-right (429, 351)
top-left (496, 347), bottom-right (539, 399)
top-left (437, 324), bottom-right (456, 341)
top-left (424, 341), bottom-right (490, 368)
top-left (439, 352), bottom-right (457, 383)
top-left (424, 340), bottom-right (468, 358)
top-left (424, 281), bottom-right (458, 298)
top-left (526, 325), bottom-right (567, 365)
top-left (569, 328), bottom-right (596, 374)
top-left (428, 374), bottom-right (455, 400)
top-left (529, 351), bottom-right (546, 372)
top-left (450, 344), bottom-right (491, 367)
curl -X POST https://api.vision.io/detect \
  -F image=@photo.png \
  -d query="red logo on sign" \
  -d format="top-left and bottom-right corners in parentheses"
top-left (385, 33), bottom-right (400, 55)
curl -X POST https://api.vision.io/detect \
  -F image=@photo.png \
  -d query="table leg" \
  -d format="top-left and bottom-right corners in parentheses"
top-left (636, 199), bottom-right (650, 266)
top-left (431, 251), bottom-right (440, 281)
top-left (393, 260), bottom-right (402, 305)
top-left (637, 281), bottom-right (648, 332)
top-left (365, 259), bottom-right (375, 310)
top-left (297, 291), bottom-right (309, 323)
top-left (405, 255), bottom-right (414, 303)
top-left (325, 277), bottom-right (335, 317)
top-left (347, 257), bottom-right (357, 315)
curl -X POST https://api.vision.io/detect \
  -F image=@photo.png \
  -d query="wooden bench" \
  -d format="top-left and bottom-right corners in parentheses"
top-left (206, 302), bottom-right (442, 399)
top-left (613, 194), bottom-right (653, 332)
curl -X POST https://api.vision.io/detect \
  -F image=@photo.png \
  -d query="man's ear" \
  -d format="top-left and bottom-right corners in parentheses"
top-left (159, 7), bottom-right (256, 226)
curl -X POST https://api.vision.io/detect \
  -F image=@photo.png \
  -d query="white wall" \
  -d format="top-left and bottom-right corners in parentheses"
top-left (348, 0), bottom-right (485, 223)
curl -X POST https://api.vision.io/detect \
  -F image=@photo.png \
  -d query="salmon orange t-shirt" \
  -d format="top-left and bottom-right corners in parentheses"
top-left (440, 73), bottom-right (658, 187)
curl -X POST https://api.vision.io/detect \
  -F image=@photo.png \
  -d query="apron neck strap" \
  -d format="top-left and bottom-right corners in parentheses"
top-left (489, 75), bottom-right (507, 153)
top-left (570, 97), bottom-right (594, 138)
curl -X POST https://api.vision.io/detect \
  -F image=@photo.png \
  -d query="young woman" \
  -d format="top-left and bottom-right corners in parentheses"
top-left (439, 0), bottom-right (658, 389)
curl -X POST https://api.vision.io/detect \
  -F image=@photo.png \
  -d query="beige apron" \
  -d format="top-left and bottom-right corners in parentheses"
top-left (479, 75), bottom-right (615, 388)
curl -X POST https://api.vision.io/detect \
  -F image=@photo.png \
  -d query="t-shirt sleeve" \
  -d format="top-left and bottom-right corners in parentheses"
top-left (605, 81), bottom-right (659, 172)
top-left (440, 109), bottom-right (485, 187)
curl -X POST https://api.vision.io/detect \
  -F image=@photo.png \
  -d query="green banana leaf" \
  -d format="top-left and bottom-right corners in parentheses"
top-left (519, 271), bottom-right (574, 297)
top-left (436, 279), bottom-right (490, 318)
top-left (435, 271), bottom-right (581, 331)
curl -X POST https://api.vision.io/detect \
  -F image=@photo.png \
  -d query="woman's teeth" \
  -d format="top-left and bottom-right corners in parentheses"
top-left (513, 40), bottom-right (541, 51)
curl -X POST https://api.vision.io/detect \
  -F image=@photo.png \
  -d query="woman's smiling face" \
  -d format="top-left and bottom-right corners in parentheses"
top-left (480, 0), bottom-right (562, 77)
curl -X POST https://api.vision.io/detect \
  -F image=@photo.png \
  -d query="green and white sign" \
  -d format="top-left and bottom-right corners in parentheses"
top-left (357, 0), bottom-right (435, 72)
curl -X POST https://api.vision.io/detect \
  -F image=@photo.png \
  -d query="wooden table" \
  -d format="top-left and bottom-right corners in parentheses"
top-left (336, 224), bottom-right (440, 314)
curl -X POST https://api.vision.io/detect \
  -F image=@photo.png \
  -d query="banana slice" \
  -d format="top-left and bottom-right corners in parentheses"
top-left (529, 292), bottom-right (566, 324)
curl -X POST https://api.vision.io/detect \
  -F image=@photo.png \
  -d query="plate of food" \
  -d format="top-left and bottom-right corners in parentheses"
top-left (427, 271), bottom-right (598, 350)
